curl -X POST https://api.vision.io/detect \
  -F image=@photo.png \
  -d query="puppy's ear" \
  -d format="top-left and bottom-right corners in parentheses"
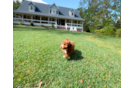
top-left (68, 40), bottom-right (71, 47)
top-left (65, 39), bottom-right (69, 41)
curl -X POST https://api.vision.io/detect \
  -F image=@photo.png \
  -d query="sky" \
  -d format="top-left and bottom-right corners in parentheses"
top-left (13, 0), bottom-right (81, 9)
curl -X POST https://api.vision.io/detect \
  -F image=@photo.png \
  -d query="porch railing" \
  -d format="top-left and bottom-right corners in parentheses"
top-left (66, 23), bottom-right (83, 27)
top-left (13, 18), bottom-right (56, 26)
top-left (65, 23), bottom-right (83, 30)
top-left (13, 18), bottom-right (83, 31)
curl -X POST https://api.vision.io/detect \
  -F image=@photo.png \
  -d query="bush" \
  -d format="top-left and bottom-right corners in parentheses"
top-left (94, 30), bottom-right (102, 35)
top-left (41, 25), bottom-right (44, 27)
top-left (115, 29), bottom-right (121, 38)
top-left (95, 28), bottom-right (116, 37)
top-left (19, 22), bottom-right (23, 25)
top-left (51, 24), bottom-right (55, 29)
top-left (94, 24), bottom-right (116, 37)
top-left (84, 27), bottom-right (90, 32)
top-left (36, 25), bottom-right (44, 27)
top-left (30, 22), bottom-right (34, 26)
top-left (89, 26), bottom-right (96, 33)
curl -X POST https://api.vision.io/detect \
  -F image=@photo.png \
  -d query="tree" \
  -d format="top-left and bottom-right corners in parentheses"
top-left (13, 0), bottom-right (21, 10)
top-left (78, 0), bottom-right (121, 37)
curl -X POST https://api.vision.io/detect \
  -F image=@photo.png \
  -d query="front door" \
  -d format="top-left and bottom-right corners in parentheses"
top-left (57, 19), bottom-right (65, 25)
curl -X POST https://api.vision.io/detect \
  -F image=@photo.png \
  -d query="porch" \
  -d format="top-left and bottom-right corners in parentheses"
top-left (13, 13), bottom-right (83, 32)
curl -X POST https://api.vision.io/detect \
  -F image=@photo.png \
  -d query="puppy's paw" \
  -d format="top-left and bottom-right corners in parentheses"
top-left (63, 55), bottom-right (65, 58)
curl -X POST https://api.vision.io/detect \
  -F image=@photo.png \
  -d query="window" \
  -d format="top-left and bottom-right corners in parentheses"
top-left (24, 15), bottom-right (26, 18)
top-left (29, 5), bottom-right (34, 12)
top-left (69, 11), bottom-right (74, 17)
top-left (27, 16), bottom-right (30, 19)
top-left (35, 16), bottom-right (38, 19)
top-left (31, 6), bottom-right (33, 10)
top-left (52, 9), bottom-right (56, 14)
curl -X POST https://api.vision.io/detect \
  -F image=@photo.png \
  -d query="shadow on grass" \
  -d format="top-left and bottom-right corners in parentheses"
top-left (68, 49), bottom-right (84, 61)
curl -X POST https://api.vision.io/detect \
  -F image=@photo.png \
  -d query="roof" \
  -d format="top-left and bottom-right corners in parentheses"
top-left (13, 1), bottom-right (84, 21)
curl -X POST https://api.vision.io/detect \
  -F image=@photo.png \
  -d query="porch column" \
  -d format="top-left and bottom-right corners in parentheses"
top-left (31, 15), bottom-right (33, 22)
top-left (14, 13), bottom-right (17, 21)
top-left (48, 17), bottom-right (49, 24)
top-left (55, 18), bottom-right (57, 28)
top-left (65, 19), bottom-right (67, 30)
top-left (77, 21), bottom-right (78, 27)
top-left (82, 21), bottom-right (83, 32)
top-left (22, 14), bottom-right (23, 22)
top-left (40, 16), bottom-right (42, 24)
top-left (14, 13), bottom-right (16, 18)
top-left (71, 20), bottom-right (73, 27)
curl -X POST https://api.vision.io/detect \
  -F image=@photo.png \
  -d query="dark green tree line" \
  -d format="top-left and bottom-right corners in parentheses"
top-left (78, 0), bottom-right (121, 37)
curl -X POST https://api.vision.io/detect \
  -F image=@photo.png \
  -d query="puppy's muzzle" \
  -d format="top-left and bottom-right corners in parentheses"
top-left (60, 44), bottom-right (64, 49)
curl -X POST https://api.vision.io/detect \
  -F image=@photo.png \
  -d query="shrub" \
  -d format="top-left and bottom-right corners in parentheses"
top-left (94, 30), bottom-right (102, 35)
top-left (41, 25), bottom-right (44, 27)
top-left (94, 28), bottom-right (116, 37)
top-left (36, 25), bottom-right (44, 27)
top-left (115, 29), bottom-right (121, 38)
top-left (51, 24), bottom-right (55, 29)
top-left (89, 26), bottom-right (96, 33)
top-left (19, 22), bottom-right (23, 25)
top-left (30, 22), bottom-right (34, 26)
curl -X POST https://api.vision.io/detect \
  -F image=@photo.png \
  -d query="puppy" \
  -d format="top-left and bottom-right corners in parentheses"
top-left (60, 39), bottom-right (75, 58)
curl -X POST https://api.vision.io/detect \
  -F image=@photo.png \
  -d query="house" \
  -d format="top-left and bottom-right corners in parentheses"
top-left (13, 1), bottom-right (84, 32)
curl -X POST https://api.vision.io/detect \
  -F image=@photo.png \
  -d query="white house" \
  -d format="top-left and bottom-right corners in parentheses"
top-left (13, 1), bottom-right (84, 32)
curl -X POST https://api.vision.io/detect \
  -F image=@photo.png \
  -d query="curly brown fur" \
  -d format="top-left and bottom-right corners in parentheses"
top-left (60, 39), bottom-right (75, 58)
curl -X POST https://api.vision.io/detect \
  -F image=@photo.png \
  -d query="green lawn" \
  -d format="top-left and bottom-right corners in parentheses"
top-left (13, 25), bottom-right (121, 88)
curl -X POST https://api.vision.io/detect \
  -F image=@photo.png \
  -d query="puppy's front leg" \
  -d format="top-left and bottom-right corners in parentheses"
top-left (63, 54), bottom-right (68, 58)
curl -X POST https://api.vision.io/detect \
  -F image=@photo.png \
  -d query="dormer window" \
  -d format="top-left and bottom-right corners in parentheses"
top-left (52, 9), bottom-right (56, 14)
top-left (49, 3), bottom-right (59, 15)
top-left (30, 6), bottom-right (33, 10)
top-left (29, 2), bottom-right (35, 12)
top-left (69, 9), bottom-right (75, 17)
top-left (29, 5), bottom-right (35, 12)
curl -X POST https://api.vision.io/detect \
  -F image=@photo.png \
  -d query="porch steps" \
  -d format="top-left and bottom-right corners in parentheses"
top-left (57, 26), bottom-right (66, 30)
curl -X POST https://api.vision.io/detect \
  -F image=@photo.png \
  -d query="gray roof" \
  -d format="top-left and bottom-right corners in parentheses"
top-left (13, 1), bottom-right (84, 21)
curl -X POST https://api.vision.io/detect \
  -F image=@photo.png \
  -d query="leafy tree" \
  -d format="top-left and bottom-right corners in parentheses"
top-left (79, 0), bottom-right (121, 37)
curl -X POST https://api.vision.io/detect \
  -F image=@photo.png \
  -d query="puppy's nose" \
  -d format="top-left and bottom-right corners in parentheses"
top-left (60, 46), bottom-right (62, 48)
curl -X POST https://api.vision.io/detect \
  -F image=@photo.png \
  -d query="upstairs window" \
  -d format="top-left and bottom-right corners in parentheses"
top-left (49, 4), bottom-right (59, 15)
top-left (52, 9), bottom-right (56, 14)
top-left (30, 6), bottom-right (33, 10)
top-left (69, 9), bottom-right (75, 17)
top-left (72, 12), bottom-right (73, 16)
top-left (29, 5), bottom-right (35, 12)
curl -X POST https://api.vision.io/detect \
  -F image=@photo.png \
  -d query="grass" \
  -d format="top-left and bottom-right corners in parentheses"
top-left (13, 25), bottom-right (121, 88)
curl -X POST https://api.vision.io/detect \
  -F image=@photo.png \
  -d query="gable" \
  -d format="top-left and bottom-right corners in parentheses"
top-left (28, 2), bottom-right (41, 12)
top-left (70, 9), bottom-right (75, 12)
top-left (29, 4), bottom-right (35, 12)
top-left (50, 5), bottom-right (58, 11)
top-left (29, 2), bottom-right (35, 6)
top-left (49, 3), bottom-right (59, 10)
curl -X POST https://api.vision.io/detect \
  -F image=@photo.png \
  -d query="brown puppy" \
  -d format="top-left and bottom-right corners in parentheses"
top-left (60, 39), bottom-right (75, 58)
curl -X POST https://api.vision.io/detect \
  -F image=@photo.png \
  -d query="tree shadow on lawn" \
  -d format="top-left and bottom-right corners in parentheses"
top-left (68, 49), bottom-right (84, 61)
